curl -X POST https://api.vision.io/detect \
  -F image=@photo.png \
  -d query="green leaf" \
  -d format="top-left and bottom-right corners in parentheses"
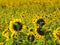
top-left (37, 39), bottom-right (44, 45)
top-left (5, 38), bottom-right (13, 45)
top-left (0, 37), bottom-right (6, 42)
top-left (47, 40), bottom-right (56, 45)
top-left (0, 32), bottom-right (2, 37)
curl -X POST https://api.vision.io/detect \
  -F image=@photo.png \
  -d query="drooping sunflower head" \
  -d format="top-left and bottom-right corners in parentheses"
top-left (53, 27), bottom-right (60, 42)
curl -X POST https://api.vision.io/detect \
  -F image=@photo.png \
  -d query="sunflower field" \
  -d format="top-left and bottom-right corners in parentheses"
top-left (0, 0), bottom-right (60, 45)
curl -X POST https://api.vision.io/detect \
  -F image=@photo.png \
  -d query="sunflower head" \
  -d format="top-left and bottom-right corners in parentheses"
top-left (13, 22), bottom-right (22, 31)
top-left (36, 16), bottom-right (48, 28)
top-left (27, 34), bottom-right (35, 42)
top-left (53, 27), bottom-right (60, 42)
top-left (9, 19), bottom-right (26, 37)
top-left (35, 27), bottom-right (45, 39)
top-left (37, 19), bottom-right (45, 26)
top-left (37, 28), bottom-right (45, 36)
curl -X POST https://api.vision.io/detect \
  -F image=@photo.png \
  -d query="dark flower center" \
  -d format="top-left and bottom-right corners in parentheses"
top-left (27, 35), bottom-right (35, 42)
top-left (13, 22), bottom-right (22, 31)
top-left (30, 29), bottom-right (33, 32)
top-left (37, 19), bottom-right (45, 26)
top-left (37, 28), bottom-right (45, 36)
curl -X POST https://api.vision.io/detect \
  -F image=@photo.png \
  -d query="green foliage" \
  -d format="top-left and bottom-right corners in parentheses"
top-left (5, 38), bottom-right (13, 45)
top-left (0, 32), bottom-right (6, 42)
top-left (12, 32), bottom-right (27, 45)
top-left (47, 40), bottom-right (56, 45)
top-left (37, 38), bottom-right (44, 45)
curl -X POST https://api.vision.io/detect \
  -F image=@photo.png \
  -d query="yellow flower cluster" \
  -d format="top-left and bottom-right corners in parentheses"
top-left (53, 27), bottom-right (60, 42)
top-left (0, 0), bottom-right (60, 44)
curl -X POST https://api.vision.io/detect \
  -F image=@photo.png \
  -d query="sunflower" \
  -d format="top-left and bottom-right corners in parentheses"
top-left (34, 27), bottom-right (45, 39)
top-left (26, 33), bottom-right (36, 44)
top-left (53, 27), bottom-right (60, 42)
top-left (9, 19), bottom-right (26, 37)
top-left (37, 18), bottom-right (45, 26)
top-left (34, 15), bottom-right (49, 28)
